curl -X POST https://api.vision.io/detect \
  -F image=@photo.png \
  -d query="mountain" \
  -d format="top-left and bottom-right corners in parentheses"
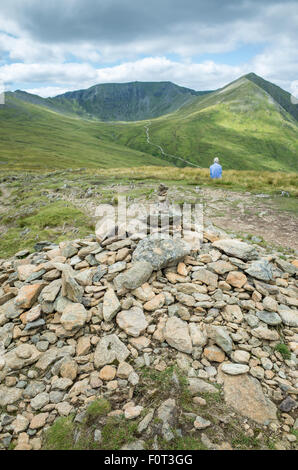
top-left (1, 74), bottom-right (297, 171)
top-left (97, 75), bottom-right (298, 172)
top-left (245, 73), bottom-right (298, 122)
top-left (0, 93), bottom-right (167, 169)
top-left (49, 81), bottom-right (211, 121)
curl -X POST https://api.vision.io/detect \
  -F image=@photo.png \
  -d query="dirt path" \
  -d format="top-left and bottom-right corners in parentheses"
top-left (200, 187), bottom-right (298, 251)
top-left (144, 121), bottom-right (202, 168)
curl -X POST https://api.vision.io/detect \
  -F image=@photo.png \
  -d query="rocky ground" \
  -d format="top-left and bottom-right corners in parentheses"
top-left (0, 171), bottom-right (297, 260)
top-left (0, 206), bottom-right (297, 450)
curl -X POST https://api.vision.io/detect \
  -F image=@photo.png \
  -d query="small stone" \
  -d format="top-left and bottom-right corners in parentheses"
top-left (99, 365), bottom-right (117, 381)
top-left (116, 307), bottom-right (148, 337)
top-left (222, 363), bottom-right (249, 375)
top-left (60, 359), bottom-right (78, 381)
top-left (60, 303), bottom-right (87, 331)
top-left (30, 392), bottom-right (49, 411)
top-left (164, 317), bottom-right (192, 354)
top-left (29, 413), bottom-right (48, 429)
top-left (15, 283), bottom-right (45, 309)
top-left (56, 402), bottom-right (73, 416)
top-left (279, 396), bottom-right (297, 412)
top-left (232, 350), bottom-right (250, 363)
top-left (256, 310), bottom-right (282, 326)
top-left (194, 415), bottom-right (211, 429)
top-left (117, 362), bottom-right (134, 379)
top-left (124, 405), bottom-right (143, 420)
top-left (143, 293), bottom-right (165, 311)
top-left (193, 397), bottom-right (207, 406)
top-left (203, 345), bottom-right (225, 362)
top-left (226, 271), bottom-right (247, 288)
top-left (11, 415), bottom-right (29, 433)
top-left (103, 288), bottom-right (121, 322)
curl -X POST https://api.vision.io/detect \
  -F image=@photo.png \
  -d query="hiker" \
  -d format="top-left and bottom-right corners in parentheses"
top-left (210, 157), bottom-right (222, 179)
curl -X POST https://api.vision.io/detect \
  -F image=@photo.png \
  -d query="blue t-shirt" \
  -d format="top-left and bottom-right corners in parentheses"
top-left (210, 163), bottom-right (222, 179)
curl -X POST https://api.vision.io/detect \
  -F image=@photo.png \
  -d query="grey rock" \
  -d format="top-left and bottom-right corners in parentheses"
top-left (94, 334), bottom-right (130, 368)
top-left (40, 279), bottom-right (62, 302)
top-left (114, 261), bottom-right (153, 290)
top-left (277, 305), bottom-right (298, 327)
top-left (245, 259), bottom-right (273, 281)
top-left (206, 325), bottom-right (233, 354)
top-left (116, 307), bottom-right (148, 337)
top-left (24, 381), bottom-right (46, 398)
top-left (256, 310), bottom-right (282, 326)
top-left (157, 398), bottom-right (177, 441)
top-left (279, 397), bottom-right (297, 412)
top-left (133, 234), bottom-right (191, 270)
top-left (188, 378), bottom-right (218, 395)
top-left (121, 440), bottom-right (145, 450)
top-left (212, 239), bottom-right (259, 261)
top-left (30, 392), bottom-right (49, 410)
top-left (275, 258), bottom-right (297, 275)
top-left (221, 363), bottom-right (249, 375)
top-left (103, 288), bottom-right (121, 322)
top-left (138, 410), bottom-right (154, 433)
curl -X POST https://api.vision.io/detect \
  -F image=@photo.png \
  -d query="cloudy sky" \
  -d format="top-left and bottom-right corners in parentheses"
top-left (0, 0), bottom-right (297, 97)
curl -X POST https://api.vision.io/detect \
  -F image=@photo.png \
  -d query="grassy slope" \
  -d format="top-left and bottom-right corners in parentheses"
top-left (0, 96), bottom-right (167, 169)
top-left (1, 76), bottom-right (297, 172)
top-left (97, 78), bottom-right (298, 171)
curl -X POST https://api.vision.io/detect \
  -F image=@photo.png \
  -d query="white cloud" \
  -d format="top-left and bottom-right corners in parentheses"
top-left (0, 1), bottom-right (297, 95)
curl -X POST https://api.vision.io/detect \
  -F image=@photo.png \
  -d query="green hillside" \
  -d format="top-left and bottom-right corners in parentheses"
top-left (1, 74), bottom-right (297, 172)
top-left (0, 95), bottom-right (167, 169)
top-left (96, 77), bottom-right (298, 171)
top-left (245, 73), bottom-right (298, 121)
top-left (50, 81), bottom-right (211, 121)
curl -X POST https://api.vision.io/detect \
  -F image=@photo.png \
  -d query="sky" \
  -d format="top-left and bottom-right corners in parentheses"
top-left (0, 0), bottom-right (297, 98)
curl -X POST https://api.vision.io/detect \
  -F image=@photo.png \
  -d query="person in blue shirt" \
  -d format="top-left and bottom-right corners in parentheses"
top-left (210, 157), bottom-right (222, 179)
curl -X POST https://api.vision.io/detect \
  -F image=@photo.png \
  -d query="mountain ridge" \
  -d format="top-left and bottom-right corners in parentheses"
top-left (1, 73), bottom-right (297, 171)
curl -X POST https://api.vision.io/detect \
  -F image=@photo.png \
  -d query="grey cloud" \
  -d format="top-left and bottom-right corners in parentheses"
top-left (1, 0), bottom-right (291, 45)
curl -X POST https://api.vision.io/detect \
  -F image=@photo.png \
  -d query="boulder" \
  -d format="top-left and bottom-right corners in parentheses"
top-left (219, 372), bottom-right (277, 424)
top-left (132, 234), bottom-right (191, 270)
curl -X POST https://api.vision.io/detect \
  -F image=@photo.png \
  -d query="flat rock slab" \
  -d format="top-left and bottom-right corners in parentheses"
top-left (132, 235), bottom-right (191, 270)
top-left (188, 378), bottom-right (218, 395)
top-left (220, 373), bottom-right (277, 424)
top-left (212, 239), bottom-right (259, 261)
top-left (245, 259), bottom-right (273, 281)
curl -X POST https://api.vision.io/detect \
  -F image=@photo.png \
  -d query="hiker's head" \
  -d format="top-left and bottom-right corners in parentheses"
top-left (214, 157), bottom-right (219, 164)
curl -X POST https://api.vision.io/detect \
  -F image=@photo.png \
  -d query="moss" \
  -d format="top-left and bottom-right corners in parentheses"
top-left (232, 432), bottom-right (260, 450)
top-left (43, 416), bottom-right (75, 450)
top-left (274, 343), bottom-right (291, 360)
top-left (85, 398), bottom-right (111, 421)
top-left (101, 416), bottom-right (139, 450)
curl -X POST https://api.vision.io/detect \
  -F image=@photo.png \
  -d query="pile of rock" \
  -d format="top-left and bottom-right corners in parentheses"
top-left (0, 227), bottom-right (297, 450)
